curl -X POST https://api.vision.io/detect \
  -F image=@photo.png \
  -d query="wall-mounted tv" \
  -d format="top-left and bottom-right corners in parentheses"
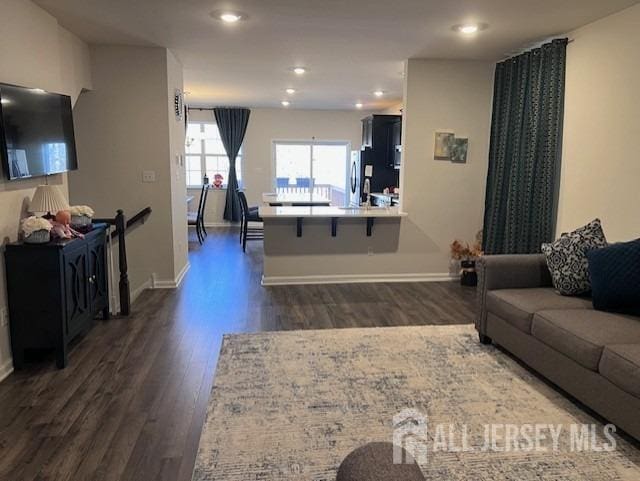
top-left (0, 83), bottom-right (78, 180)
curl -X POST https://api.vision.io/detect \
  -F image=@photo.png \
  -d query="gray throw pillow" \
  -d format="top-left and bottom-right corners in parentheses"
top-left (541, 219), bottom-right (607, 296)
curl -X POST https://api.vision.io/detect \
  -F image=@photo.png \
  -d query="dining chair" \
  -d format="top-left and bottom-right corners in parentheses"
top-left (188, 184), bottom-right (208, 244)
top-left (237, 190), bottom-right (263, 252)
top-left (200, 184), bottom-right (209, 238)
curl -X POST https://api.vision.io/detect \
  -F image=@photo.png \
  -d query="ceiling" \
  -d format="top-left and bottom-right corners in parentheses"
top-left (35, 0), bottom-right (638, 110)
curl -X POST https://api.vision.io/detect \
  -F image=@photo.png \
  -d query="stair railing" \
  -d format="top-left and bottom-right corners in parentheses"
top-left (94, 207), bottom-right (152, 315)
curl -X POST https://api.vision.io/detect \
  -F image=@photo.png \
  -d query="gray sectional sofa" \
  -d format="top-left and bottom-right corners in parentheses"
top-left (476, 254), bottom-right (640, 441)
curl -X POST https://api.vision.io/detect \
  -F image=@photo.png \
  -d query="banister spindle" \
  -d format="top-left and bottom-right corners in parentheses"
top-left (115, 209), bottom-right (130, 316)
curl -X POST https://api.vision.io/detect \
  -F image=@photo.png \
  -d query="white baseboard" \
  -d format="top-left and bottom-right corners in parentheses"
top-left (188, 222), bottom-right (239, 228)
top-left (0, 358), bottom-right (13, 382)
top-left (130, 278), bottom-right (152, 304)
top-left (204, 222), bottom-right (238, 227)
top-left (174, 261), bottom-right (190, 287)
top-left (261, 272), bottom-right (459, 286)
top-left (151, 262), bottom-right (191, 289)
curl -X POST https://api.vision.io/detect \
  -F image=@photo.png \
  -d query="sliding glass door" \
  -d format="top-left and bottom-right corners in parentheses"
top-left (273, 140), bottom-right (350, 205)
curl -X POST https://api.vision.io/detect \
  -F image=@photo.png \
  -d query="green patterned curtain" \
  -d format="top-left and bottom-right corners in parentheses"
top-left (482, 38), bottom-right (568, 254)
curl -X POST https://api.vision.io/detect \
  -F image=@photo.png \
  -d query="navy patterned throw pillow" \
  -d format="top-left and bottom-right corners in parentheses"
top-left (587, 239), bottom-right (640, 315)
top-left (541, 219), bottom-right (608, 296)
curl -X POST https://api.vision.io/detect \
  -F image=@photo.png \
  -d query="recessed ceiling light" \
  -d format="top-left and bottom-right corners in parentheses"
top-left (293, 67), bottom-right (306, 75)
top-left (31, 88), bottom-right (46, 94)
top-left (285, 88), bottom-right (296, 95)
top-left (452, 23), bottom-right (487, 35)
top-left (0, 99), bottom-right (10, 105)
top-left (355, 103), bottom-right (363, 109)
top-left (373, 90), bottom-right (384, 97)
top-left (281, 100), bottom-right (290, 107)
top-left (210, 10), bottom-right (247, 23)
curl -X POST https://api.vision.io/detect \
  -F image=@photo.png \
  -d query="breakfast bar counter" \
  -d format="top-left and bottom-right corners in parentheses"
top-left (259, 205), bottom-right (407, 237)
top-left (259, 205), bottom-right (408, 285)
top-left (259, 205), bottom-right (406, 218)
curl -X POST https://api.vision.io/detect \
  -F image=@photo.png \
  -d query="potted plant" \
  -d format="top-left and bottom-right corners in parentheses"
top-left (450, 231), bottom-right (484, 286)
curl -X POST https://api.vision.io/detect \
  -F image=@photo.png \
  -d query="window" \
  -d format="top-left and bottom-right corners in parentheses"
top-left (273, 140), bottom-right (349, 205)
top-left (185, 122), bottom-right (242, 187)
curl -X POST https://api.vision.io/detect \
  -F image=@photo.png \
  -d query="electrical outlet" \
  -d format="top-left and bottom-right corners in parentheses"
top-left (142, 170), bottom-right (157, 183)
top-left (0, 307), bottom-right (8, 327)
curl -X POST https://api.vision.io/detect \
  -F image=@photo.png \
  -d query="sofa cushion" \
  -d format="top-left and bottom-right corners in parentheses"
top-left (587, 239), bottom-right (640, 315)
top-left (541, 218), bottom-right (607, 296)
top-left (486, 288), bottom-right (592, 334)
top-left (531, 309), bottom-right (640, 371)
top-left (599, 344), bottom-right (640, 398)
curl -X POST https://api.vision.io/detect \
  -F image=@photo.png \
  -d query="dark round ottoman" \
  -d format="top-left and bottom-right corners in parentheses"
top-left (336, 442), bottom-right (426, 481)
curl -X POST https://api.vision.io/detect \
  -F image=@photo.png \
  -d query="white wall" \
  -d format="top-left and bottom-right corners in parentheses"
top-left (262, 59), bottom-right (495, 280)
top-left (557, 3), bottom-right (640, 241)
top-left (398, 59), bottom-right (494, 271)
top-left (187, 108), bottom-right (369, 223)
top-left (0, 0), bottom-right (92, 379)
top-left (70, 46), bottom-right (188, 300)
top-left (166, 51), bottom-right (188, 278)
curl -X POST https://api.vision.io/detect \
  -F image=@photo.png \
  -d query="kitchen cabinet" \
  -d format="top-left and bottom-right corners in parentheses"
top-left (360, 114), bottom-right (402, 191)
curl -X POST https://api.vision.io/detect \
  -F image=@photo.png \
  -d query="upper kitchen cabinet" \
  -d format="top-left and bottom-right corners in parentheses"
top-left (361, 114), bottom-right (402, 167)
top-left (391, 117), bottom-right (402, 169)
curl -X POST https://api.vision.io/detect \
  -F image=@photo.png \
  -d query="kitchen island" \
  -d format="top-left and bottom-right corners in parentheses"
top-left (259, 205), bottom-right (408, 285)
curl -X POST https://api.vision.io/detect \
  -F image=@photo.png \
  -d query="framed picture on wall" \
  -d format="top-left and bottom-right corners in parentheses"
top-left (450, 137), bottom-right (469, 163)
top-left (434, 131), bottom-right (454, 160)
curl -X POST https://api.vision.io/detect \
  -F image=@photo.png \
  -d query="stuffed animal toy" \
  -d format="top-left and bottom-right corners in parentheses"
top-left (213, 174), bottom-right (224, 189)
top-left (51, 210), bottom-right (84, 239)
top-left (55, 210), bottom-right (72, 225)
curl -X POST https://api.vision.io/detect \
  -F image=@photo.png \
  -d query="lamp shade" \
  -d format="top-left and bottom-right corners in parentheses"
top-left (30, 185), bottom-right (69, 214)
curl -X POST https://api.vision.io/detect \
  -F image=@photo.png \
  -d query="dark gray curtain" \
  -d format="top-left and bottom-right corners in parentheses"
top-left (482, 38), bottom-right (568, 254)
top-left (214, 107), bottom-right (251, 221)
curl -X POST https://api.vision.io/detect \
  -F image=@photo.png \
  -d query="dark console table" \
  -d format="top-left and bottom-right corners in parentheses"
top-left (4, 223), bottom-right (109, 369)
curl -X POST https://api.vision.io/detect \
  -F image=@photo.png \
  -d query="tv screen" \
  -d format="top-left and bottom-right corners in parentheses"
top-left (0, 83), bottom-right (78, 180)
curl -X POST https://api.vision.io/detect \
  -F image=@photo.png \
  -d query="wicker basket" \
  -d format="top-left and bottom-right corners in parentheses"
top-left (71, 214), bottom-right (92, 227)
top-left (25, 229), bottom-right (51, 244)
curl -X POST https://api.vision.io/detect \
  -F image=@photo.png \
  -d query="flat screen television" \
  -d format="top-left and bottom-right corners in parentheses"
top-left (0, 83), bottom-right (78, 180)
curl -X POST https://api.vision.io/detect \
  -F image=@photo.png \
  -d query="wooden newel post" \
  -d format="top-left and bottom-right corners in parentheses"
top-left (115, 209), bottom-right (130, 316)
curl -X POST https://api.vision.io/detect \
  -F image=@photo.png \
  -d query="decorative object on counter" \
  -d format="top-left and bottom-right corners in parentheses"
top-left (450, 230), bottom-right (484, 286)
top-left (69, 205), bottom-right (95, 227)
top-left (51, 210), bottom-right (84, 240)
top-left (29, 184), bottom-right (69, 219)
top-left (213, 173), bottom-right (224, 189)
top-left (55, 209), bottom-right (71, 225)
top-left (434, 131), bottom-right (454, 160)
top-left (21, 216), bottom-right (53, 244)
top-left (450, 137), bottom-right (469, 163)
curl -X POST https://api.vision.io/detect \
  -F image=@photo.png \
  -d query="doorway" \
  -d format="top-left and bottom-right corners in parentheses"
top-left (272, 140), bottom-right (350, 205)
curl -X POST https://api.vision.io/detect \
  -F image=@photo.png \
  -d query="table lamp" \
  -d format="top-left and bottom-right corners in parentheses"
top-left (30, 185), bottom-right (69, 219)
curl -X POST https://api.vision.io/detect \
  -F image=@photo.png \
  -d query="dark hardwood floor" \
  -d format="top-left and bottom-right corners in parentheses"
top-left (0, 228), bottom-right (476, 481)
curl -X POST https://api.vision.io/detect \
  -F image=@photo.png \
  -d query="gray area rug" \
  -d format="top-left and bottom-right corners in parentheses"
top-left (193, 325), bottom-right (640, 480)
